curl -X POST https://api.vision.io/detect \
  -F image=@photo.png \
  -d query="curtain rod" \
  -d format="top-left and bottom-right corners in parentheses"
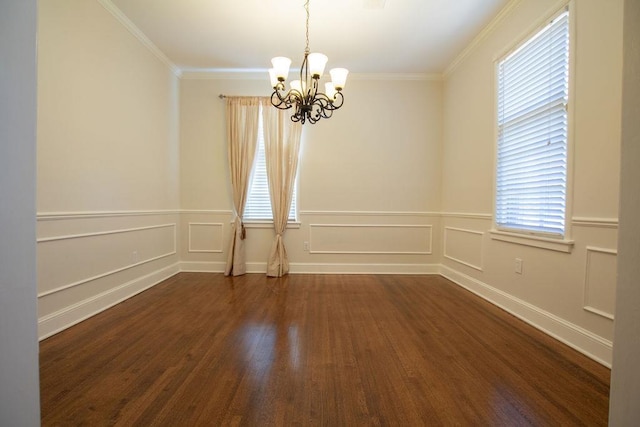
top-left (219, 94), bottom-right (269, 100)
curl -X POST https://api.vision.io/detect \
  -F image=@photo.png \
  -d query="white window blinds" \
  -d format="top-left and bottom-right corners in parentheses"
top-left (496, 9), bottom-right (569, 236)
top-left (244, 111), bottom-right (297, 221)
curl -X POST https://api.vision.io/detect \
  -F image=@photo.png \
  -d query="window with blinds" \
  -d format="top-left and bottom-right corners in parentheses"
top-left (244, 111), bottom-right (297, 221)
top-left (495, 8), bottom-right (570, 237)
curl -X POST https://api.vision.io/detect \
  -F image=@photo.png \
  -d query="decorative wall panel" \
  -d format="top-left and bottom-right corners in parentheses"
top-left (444, 227), bottom-right (484, 271)
top-left (309, 224), bottom-right (432, 255)
top-left (583, 246), bottom-right (617, 320)
top-left (188, 222), bottom-right (224, 253)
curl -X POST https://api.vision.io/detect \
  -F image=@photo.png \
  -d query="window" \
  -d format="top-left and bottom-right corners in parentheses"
top-left (244, 109), bottom-right (297, 222)
top-left (495, 8), bottom-right (570, 237)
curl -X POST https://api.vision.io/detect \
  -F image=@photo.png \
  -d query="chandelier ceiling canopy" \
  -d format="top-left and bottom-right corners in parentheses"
top-left (268, 0), bottom-right (349, 125)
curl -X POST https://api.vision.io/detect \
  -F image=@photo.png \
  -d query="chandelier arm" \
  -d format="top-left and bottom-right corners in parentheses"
top-left (327, 91), bottom-right (344, 110)
top-left (272, 85), bottom-right (292, 108)
top-left (307, 96), bottom-right (332, 121)
top-left (271, 85), bottom-right (287, 102)
top-left (311, 92), bottom-right (344, 113)
top-left (271, 91), bottom-right (292, 110)
top-left (312, 105), bottom-right (328, 123)
top-left (319, 91), bottom-right (344, 111)
top-left (272, 83), bottom-right (309, 110)
top-left (318, 103), bottom-right (335, 119)
top-left (333, 91), bottom-right (345, 107)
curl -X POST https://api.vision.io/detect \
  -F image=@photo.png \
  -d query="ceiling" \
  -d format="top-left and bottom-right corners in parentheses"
top-left (109, 0), bottom-right (511, 74)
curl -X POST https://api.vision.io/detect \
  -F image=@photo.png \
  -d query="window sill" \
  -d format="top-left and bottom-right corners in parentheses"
top-left (490, 229), bottom-right (574, 253)
top-left (241, 220), bottom-right (301, 229)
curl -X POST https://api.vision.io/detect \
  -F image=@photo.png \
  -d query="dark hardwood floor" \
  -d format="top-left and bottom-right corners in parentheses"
top-left (40, 273), bottom-right (610, 426)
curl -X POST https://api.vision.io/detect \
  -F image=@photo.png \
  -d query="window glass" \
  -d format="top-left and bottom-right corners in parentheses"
top-left (244, 110), bottom-right (297, 221)
top-left (495, 9), bottom-right (570, 236)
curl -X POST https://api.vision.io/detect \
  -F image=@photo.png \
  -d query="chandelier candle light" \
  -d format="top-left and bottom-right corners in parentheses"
top-left (269, 0), bottom-right (349, 124)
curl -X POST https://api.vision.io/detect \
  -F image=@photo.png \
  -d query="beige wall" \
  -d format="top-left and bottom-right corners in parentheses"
top-left (179, 75), bottom-right (443, 274)
top-left (38, 0), bottom-right (180, 212)
top-left (37, 0), bottom-right (181, 338)
top-left (441, 0), bottom-right (623, 365)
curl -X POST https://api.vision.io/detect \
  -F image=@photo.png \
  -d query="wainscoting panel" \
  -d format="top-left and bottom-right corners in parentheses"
top-left (38, 223), bottom-right (176, 296)
top-left (443, 227), bottom-right (484, 271)
top-left (308, 224), bottom-right (432, 255)
top-left (583, 246), bottom-right (617, 320)
top-left (188, 222), bottom-right (224, 253)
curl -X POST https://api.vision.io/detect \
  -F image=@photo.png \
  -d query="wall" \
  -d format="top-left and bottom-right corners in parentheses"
top-left (441, 0), bottom-right (623, 365)
top-left (0, 0), bottom-right (41, 424)
top-left (37, 0), bottom-right (181, 338)
top-left (609, 0), bottom-right (640, 422)
top-left (179, 74), bottom-right (443, 274)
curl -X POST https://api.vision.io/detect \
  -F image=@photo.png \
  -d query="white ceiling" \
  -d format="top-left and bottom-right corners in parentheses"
top-left (109, 0), bottom-right (511, 74)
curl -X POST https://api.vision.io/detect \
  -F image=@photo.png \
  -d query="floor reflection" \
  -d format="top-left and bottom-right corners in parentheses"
top-left (238, 323), bottom-right (301, 383)
top-left (239, 324), bottom-right (277, 382)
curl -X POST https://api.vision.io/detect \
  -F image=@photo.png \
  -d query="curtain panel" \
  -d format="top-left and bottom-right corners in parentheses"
top-left (224, 97), bottom-right (261, 276)
top-left (261, 98), bottom-right (303, 277)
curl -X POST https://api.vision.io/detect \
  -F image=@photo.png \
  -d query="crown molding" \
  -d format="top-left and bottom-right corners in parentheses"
top-left (180, 70), bottom-right (269, 80)
top-left (443, 0), bottom-right (523, 78)
top-left (180, 70), bottom-right (442, 82)
top-left (97, 0), bottom-right (181, 77)
top-left (349, 73), bottom-right (442, 81)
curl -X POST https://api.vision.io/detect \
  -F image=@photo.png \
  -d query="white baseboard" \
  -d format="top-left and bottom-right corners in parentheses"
top-left (289, 262), bottom-right (439, 274)
top-left (38, 262), bottom-right (180, 340)
top-left (440, 265), bottom-right (613, 367)
top-left (179, 261), bottom-right (439, 275)
top-left (180, 261), bottom-right (227, 273)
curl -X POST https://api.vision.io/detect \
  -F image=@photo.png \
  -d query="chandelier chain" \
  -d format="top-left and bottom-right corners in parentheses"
top-left (304, 0), bottom-right (310, 54)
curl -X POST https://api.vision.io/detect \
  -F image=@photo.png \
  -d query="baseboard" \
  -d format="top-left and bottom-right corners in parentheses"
top-left (179, 261), bottom-right (439, 275)
top-left (289, 263), bottom-right (440, 274)
top-left (38, 262), bottom-right (180, 340)
top-left (180, 261), bottom-right (227, 273)
top-left (439, 265), bottom-right (613, 367)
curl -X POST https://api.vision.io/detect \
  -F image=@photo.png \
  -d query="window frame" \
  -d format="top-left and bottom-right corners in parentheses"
top-left (491, 1), bottom-right (576, 252)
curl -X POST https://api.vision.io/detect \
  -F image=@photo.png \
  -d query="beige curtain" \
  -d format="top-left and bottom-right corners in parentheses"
top-left (224, 97), bottom-right (261, 276)
top-left (261, 98), bottom-right (303, 277)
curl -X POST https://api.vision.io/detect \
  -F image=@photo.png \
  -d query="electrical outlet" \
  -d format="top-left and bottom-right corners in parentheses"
top-left (303, 241), bottom-right (309, 251)
top-left (515, 258), bottom-right (523, 274)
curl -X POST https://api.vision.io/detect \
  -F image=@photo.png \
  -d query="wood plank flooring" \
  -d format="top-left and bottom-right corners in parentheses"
top-left (40, 273), bottom-right (610, 426)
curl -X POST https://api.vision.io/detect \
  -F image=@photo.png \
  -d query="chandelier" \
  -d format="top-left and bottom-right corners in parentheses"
top-left (268, 0), bottom-right (349, 124)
